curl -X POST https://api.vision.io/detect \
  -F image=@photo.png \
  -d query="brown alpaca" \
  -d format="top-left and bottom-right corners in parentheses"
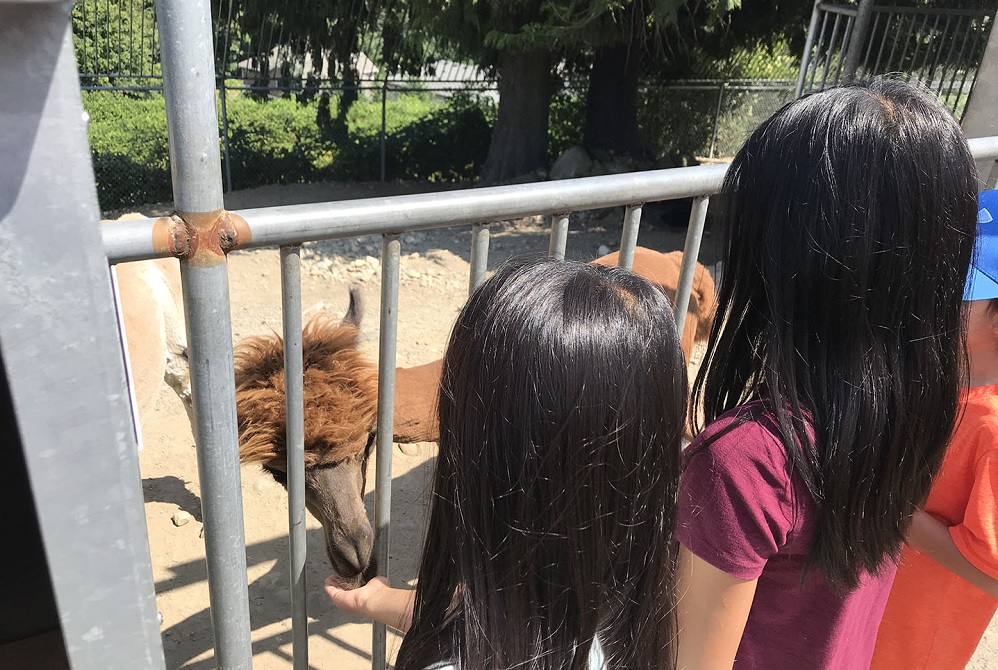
top-left (591, 247), bottom-right (718, 359)
top-left (391, 246), bottom-right (718, 445)
top-left (233, 290), bottom-right (380, 581)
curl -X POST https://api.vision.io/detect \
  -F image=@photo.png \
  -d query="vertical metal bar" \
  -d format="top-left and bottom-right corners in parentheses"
top-left (673, 197), bottom-right (710, 337)
top-left (796, 0), bottom-right (823, 97)
top-left (618, 204), bottom-right (643, 271)
top-left (128, 0), bottom-right (134, 74)
top-left (380, 79), bottom-right (388, 182)
top-left (834, 16), bottom-right (855, 84)
top-left (885, 12), bottom-right (905, 74)
top-left (81, 0), bottom-right (88, 74)
top-left (906, 13), bottom-right (932, 83)
top-left (873, 12), bottom-right (894, 74)
top-left (947, 18), bottom-right (974, 108)
top-left (469, 222), bottom-right (490, 294)
top-left (861, 11), bottom-right (881, 72)
top-left (819, 14), bottom-right (843, 89)
top-left (549, 213), bottom-right (570, 260)
top-left (0, 4), bottom-right (166, 668)
top-left (373, 234), bottom-right (401, 670)
top-left (708, 83), bottom-right (726, 159)
top-left (220, 78), bottom-right (233, 193)
top-left (220, 0), bottom-right (235, 82)
top-left (939, 17), bottom-right (964, 95)
top-left (896, 14), bottom-right (927, 79)
top-left (843, 0), bottom-right (873, 81)
top-left (156, 2), bottom-right (253, 669)
top-left (280, 246), bottom-right (308, 670)
top-left (138, 0), bottom-right (145, 76)
top-left (809, 11), bottom-right (831, 91)
top-left (927, 15), bottom-right (954, 89)
top-left (954, 18), bottom-right (981, 111)
top-left (116, 0), bottom-right (122, 74)
top-left (103, 0), bottom-right (110, 73)
top-left (915, 14), bottom-right (943, 81)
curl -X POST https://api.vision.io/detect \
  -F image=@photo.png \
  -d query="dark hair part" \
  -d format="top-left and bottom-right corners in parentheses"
top-left (692, 80), bottom-right (978, 591)
top-left (397, 258), bottom-right (687, 670)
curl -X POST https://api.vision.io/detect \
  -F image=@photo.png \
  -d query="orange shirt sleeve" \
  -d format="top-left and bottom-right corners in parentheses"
top-left (950, 448), bottom-right (998, 582)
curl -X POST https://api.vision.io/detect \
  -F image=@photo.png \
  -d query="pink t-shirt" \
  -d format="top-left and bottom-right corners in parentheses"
top-left (677, 403), bottom-right (897, 669)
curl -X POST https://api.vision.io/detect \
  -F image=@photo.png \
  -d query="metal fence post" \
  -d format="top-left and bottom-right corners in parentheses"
top-left (674, 196), bottom-right (710, 336)
top-left (373, 234), bottom-right (402, 670)
top-left (380, 79), bottom-right (388, 183)
top-left (220, 76), bottom-right (234, 193)
top-left (155, 1), bottom-right (253, 668)
top-left (796, 0), bottom-right (825, 98)
top-left (618, 205), bottom-right (643, 271)
top-left (0, 3), bottom-right (166, 668)
top-left (281, 245), bottom-right (309, 670)
top-left (842, 0), bottom-right (876, 81)
top-left (708, 82), bottom-right (727, 159)
top-left (549, 213), bottom-right (570, 260)
top-left (469, 222), bottom-right (491, 293)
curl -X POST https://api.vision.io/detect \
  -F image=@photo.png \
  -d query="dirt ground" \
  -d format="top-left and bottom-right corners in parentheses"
top-left (133, 181), bottom-right (998, 669)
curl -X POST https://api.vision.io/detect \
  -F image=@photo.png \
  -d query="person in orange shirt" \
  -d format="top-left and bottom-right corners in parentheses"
top-left (872, 189), bottom-right (998, 670)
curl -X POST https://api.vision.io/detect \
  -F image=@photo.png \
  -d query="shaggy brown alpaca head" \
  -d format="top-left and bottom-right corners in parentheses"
top-left (234, 289), bottom-right (379, 581)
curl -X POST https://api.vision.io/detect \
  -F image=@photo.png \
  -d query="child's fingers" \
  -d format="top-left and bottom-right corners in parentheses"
top-left (324, 574), bottom-right (389, 615)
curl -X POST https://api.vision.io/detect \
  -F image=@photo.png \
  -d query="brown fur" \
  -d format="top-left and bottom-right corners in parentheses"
top-left (234, 317), bottom-right (379, 471)
top-left (106, 213), bottom-right (192, 423)
top-left (393, 359), bottom-right (444, 444)
top-left (591, 248), bottom-right (718, 359)
top-left (391, 247), bottom-right (718, 445)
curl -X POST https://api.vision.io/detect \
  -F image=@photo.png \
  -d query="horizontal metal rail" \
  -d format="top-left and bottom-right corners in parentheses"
top-left (817, 3), bottom-right (858, 17)
top-left (103, 136), bottom-right (998, 264)
top-left (103, 164), bottom-right (728, 262)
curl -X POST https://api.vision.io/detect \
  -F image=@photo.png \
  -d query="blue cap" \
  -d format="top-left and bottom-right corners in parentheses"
top-left (964, 190), bottom-right (998, 301)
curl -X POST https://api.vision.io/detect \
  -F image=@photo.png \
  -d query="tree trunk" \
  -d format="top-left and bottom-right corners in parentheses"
top-left (480, 49), bottom-right (553, 184)
top-left (584, 43), bottom-right (652, 161)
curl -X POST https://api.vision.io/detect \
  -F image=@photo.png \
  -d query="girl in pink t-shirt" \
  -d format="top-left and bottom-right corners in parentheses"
top-left (676, 80), bottom-right (980, 669)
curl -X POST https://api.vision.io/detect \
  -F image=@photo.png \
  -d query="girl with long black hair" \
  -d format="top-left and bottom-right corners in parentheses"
top-left (676, 80), bottom-right (980, 669)
top-left (327, 257), bottom-right (688, 669)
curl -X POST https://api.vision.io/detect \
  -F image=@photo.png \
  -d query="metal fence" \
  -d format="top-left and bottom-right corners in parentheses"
top-left (797, 0), bottom-right (996, 116)
top-left (71, 0), bottom-right (799, 213)
top-left (7, 2), bottom-right (998, 670)
top-left (82, 79), bottom-right (796, 213)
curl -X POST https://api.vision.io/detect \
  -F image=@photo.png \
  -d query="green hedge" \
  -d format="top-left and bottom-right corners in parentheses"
top-left (83, 89), bottom-right (495, 210)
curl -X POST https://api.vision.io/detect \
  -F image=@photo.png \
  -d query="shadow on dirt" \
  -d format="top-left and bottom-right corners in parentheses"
top-left (155, 450), bottom-right (435, 670)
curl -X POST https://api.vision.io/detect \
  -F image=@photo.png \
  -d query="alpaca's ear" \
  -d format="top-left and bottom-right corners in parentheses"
top-left (341, 286), bottom-right (363, 328)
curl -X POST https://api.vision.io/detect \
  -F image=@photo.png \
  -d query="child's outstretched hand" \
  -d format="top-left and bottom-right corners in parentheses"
top-left (324, 574), bottom-right (415, 632)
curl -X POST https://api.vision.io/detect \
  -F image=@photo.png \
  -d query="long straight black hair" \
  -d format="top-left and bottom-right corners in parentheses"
top-left (692, 80), bottom-right (979, 590)
top-left (396, 258), bottom-right (687, 670)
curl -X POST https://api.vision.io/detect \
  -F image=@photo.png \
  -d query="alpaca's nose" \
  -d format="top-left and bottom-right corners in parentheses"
top-left (328, 523), bottom-right (374, 577)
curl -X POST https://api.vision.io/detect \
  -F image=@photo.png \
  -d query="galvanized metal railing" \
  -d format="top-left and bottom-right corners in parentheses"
top-left (796, 0), bottom-right (995, 117)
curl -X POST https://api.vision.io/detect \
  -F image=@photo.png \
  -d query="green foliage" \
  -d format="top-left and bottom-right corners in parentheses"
top-left (548, 90), bottom-right (586, 159)
top-left (72, 0), bottom-right (160, 79)
top-left (84, 91), bottom-right (171, 206)
top-left (679, 38), bottom-right (799, 80)
top-left (224, 95), bottom-right (329, 188)
top-left (83, 89), bottom-right (494, 210)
